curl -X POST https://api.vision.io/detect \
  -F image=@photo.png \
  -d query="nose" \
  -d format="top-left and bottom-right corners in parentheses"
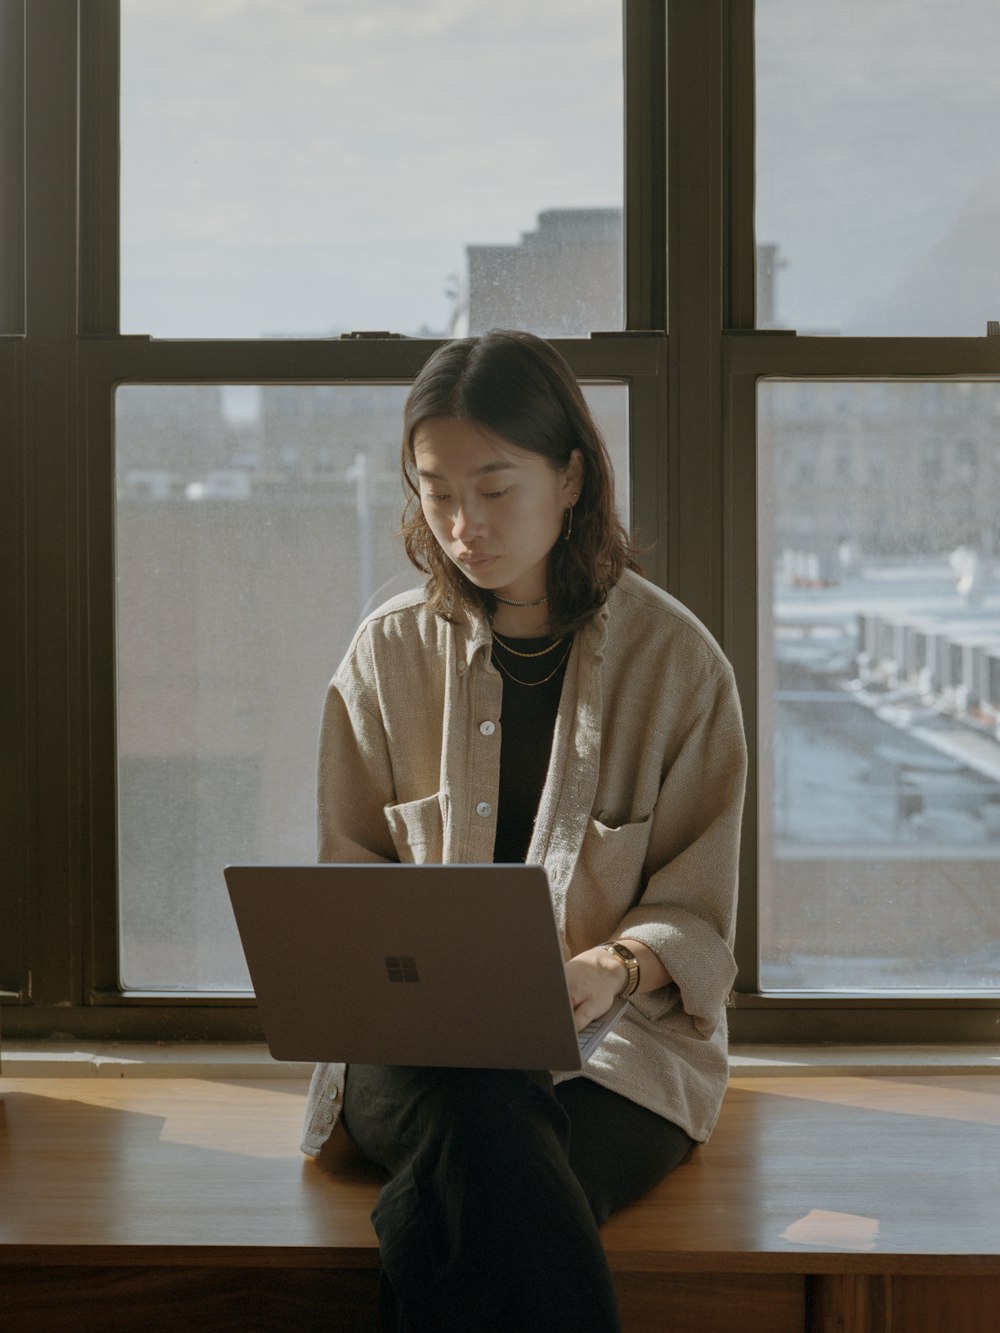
top-left (451, 499), bottom-right (485, 543)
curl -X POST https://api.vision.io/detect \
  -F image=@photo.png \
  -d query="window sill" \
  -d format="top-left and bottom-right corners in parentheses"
top-left (1, 1040), bottom-right (999, 1079)
top-left (729, 1043), bottom-right (1000, 1077)
top-left (0, 1041), bottom-right (312, 1079)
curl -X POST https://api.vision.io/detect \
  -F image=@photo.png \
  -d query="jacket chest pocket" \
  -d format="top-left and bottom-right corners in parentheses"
top-left (384, 792), bottom-right (446, 863)
top-left (574, 813), bottom-right (653, 915)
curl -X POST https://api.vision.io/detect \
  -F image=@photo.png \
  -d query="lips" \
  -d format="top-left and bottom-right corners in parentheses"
top-left (458, 552), bottom-right (498, 569)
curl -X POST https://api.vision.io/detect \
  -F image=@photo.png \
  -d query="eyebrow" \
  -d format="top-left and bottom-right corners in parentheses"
top-left (416, 461), bottom-right (517, 481)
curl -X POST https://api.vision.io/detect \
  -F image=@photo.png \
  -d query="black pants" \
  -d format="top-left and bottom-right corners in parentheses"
top-left (342, 1066), bottom-right (694, 1333)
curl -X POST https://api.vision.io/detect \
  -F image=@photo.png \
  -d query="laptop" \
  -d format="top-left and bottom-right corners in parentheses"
top-left (224, 863), bottom-right (627, 1071)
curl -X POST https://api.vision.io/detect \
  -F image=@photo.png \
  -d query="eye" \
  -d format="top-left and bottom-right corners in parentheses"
top-left (422, 490), bottom-right (449, 502)
top-left (482, 487), bottom-right (511, 500)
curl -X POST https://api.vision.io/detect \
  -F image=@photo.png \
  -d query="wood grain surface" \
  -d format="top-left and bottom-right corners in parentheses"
top-left (2, 1074), bottom-right (999, 1272)
top-left (2, 1073), bottom-right (1000, 1330)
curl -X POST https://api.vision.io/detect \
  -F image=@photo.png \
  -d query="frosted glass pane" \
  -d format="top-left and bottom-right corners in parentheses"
top-left (759, 380), bottom-right (1000, 993)
top-left (756, 0), bottom-right (1000, 335)
top-left (116, 382), bottom-right (629, 990)
top-left (121, 1), bottom-right (623, 338)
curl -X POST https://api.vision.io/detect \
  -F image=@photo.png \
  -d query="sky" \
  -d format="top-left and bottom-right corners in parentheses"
top-left (120, 0), bottom-right (1000, 339)
top-left (755, 0), bottom-right (1000, 334)
top-left (120, 0), bottom-right (623, 337)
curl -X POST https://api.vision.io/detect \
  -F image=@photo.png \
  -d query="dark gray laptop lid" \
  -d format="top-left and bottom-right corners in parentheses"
top-left (225, 863), bottom-right (590, 1070)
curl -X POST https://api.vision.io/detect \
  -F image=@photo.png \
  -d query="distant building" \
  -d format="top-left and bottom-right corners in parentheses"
top-left (760, 379), bottom-right (1000, 561)
top-left (463, 207), bottom-right (623, 336)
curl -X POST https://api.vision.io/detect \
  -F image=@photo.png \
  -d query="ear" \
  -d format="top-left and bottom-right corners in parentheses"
top-left (563, 448), bottom-right (584, 498)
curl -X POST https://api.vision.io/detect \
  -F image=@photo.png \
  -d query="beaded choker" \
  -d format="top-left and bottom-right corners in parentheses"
top-left (494, 592), bottom-right (548, 607)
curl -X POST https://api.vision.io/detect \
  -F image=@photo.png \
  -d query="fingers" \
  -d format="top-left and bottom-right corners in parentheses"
top-left (565, 951), bottom-right (621, 1031)
top-left (572, 999), bottom-right (602, 1033)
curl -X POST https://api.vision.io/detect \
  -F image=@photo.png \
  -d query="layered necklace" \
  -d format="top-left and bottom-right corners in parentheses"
top-left (490, 628), bottom-right (572, 687)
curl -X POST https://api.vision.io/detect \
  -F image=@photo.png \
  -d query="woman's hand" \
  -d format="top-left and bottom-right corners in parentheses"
top-left (565, 940), bottom-right (672, 1030)
top-left (564, 947), bottom-right (629, 1032)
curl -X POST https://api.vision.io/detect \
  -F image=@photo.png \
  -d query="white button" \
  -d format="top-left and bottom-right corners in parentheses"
top-left (476, 801), bottom-right (492, 818)
top-left (479, 720), bottom-right (496, 736)
top-left (457, 660), bottom-right (467, 674)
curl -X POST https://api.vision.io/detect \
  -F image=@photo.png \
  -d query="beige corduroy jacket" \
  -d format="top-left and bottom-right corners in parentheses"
top-left (301, 569), bottom-right (747, 1156)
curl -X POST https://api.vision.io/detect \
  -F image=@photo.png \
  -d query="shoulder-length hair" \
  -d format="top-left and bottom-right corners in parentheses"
top-left (400, 330), bottom-right (640, 633)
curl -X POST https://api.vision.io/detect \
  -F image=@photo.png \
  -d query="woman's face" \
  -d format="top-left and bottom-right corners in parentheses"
top-left (413, 416), bottom-right (582, 603)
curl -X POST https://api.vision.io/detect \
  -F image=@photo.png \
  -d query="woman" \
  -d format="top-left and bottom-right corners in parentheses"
top-left (302, 330), bottom-right (747, 1331)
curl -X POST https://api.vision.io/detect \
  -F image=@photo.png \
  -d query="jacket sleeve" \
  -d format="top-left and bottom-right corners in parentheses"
top-left (613, 659), bottom-right (747, 1037)
top-left (316, 642), bottom-right (398, 864)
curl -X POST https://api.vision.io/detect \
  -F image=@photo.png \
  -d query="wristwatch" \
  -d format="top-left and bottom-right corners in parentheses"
top-left (599, 941), bottom-right (640, 998)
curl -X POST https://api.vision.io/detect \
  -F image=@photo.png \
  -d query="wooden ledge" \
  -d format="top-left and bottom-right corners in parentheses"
top-left (2, 1074), bottom-right (1000, 1331)
top-left (1, 1073), bottom-right (999, 1272)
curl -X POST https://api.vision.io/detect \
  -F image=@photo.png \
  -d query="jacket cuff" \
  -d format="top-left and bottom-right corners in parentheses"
top-left (615, 908), bottom-right (736, 1036)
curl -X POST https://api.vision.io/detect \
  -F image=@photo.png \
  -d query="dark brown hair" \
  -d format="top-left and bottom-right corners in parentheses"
top-left (401, 329), bottom-right (639, 633)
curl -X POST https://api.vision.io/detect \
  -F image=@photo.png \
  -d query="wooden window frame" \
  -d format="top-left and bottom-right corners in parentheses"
top-left (2, 0), bottom-right (998, 1041)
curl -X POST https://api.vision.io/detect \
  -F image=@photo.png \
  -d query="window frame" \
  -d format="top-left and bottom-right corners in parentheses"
top-left (726, 339), bottom-right (1000, 1042)
top-left (83, 336), bottom-right (666, 1037)
top-left (0, 337), bottom-right (24, 1008)
top-left (3, 0), bottom-right (1000, 1041)
top-left (0, 0), bottom-right (24, 332)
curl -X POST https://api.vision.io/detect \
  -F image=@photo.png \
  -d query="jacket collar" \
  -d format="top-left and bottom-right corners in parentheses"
top-left (453, 592), bottom-right (612, 671)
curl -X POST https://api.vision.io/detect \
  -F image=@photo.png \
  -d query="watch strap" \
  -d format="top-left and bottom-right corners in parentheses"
top-left (599, 941), bottom-right (640, 998)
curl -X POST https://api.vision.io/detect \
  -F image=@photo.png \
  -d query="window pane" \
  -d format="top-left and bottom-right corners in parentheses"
top-left (116, 382), bottom-right (629, 990)
top-left (759, 380), bottom-right (1000, 993)
top-left (756, 1), bottom-right (1000, 335)
top-left (121, 1), bottom-right (623, 339)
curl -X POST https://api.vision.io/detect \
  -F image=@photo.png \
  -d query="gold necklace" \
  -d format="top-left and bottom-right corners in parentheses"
top-left (491, 631), bottom-right (565, 660)
top-left (492, 640), bottom-right (572, 687)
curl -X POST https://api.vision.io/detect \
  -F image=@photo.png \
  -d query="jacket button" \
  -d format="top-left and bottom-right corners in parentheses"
top-left (476, 801), bottom-right (492, 818)
top-left (479, 720), bottom-right (496, 736)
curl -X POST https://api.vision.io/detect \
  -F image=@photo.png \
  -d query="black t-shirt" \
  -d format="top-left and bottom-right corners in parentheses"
top-left (490, 632), bottom-right (573, 864)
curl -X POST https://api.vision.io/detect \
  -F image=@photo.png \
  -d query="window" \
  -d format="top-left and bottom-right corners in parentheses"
top-left (4, 1), bottom-right (999, 1042)
top-left (120, 1), bottom-right (624, 339)
top-left (114, 382), bottom-right (628, 989)
top-left (758, 380), bottom-right (1000, 993)
top-left (756, 0), bottom-right (1000, 337)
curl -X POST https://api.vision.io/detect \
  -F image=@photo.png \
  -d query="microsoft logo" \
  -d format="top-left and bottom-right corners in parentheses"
top-left (385, 955), bottom-right (420, 983)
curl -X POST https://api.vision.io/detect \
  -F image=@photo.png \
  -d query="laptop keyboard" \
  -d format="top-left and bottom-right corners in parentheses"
top-left (575, 997), bottom-right (629, 1062)
top-left (577, 1016), bottom-right (606, 1048)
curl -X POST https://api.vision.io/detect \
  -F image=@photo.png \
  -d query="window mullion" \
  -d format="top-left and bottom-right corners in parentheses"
top-left (0, 0), bottom-right (25, 332)
top-left (623, 0), bottom-right (667, 333)
top-left (0, 0), bottom-right (26, 1009)
top-left (0, 340), bottom-right (26, 1003)
top-left (23, 0), bottom-right (84, 1008)
top-left (666, 0), bottom-right (725, 634)
top-left (79, 0), bottom-right (120, 337)
top-left (723, 0), bottom-right (757, 331)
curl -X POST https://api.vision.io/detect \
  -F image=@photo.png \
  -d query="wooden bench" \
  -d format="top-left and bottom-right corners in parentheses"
top-left (1, 1072), bottom-right (999, 1332)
